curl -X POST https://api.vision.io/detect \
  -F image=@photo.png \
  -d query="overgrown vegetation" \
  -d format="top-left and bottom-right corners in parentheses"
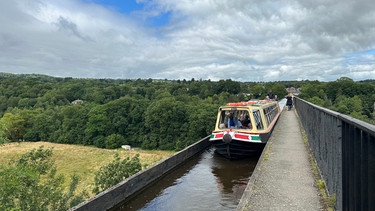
top-left (0, 146), bottom-right (88, 210)
top-left (93, 153), bottom-right (142, 194)
top-left (0, 144), bottom-right (159, 210)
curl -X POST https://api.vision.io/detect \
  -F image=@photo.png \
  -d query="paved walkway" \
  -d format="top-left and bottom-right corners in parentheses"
top-left (237, 107), bottom-right (324, 210)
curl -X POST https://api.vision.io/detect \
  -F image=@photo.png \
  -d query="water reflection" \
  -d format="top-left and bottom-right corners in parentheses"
top-left (211, 153), bottom-right (258, 206)
top-left (115, 147), bottom-right (259, 211)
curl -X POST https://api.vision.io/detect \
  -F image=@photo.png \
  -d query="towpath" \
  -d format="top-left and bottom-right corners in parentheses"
top-left (237, 104), bottom-right (324, 210)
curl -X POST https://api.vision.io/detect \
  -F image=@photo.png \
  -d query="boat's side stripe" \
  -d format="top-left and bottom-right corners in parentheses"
top-left (251, 135), bottom-right (261, 141)
top-left (234, 133), bottom-right (248, 140)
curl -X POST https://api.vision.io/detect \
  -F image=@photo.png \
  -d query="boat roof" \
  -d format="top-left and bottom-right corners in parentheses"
top-left (222, 100), bottom-right (277, 108)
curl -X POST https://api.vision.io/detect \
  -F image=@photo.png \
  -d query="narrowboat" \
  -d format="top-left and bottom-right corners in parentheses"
top-left (209, 100), bottom-right (281, 159)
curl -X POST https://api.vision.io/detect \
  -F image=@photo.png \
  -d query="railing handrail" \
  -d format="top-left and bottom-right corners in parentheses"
top-left (297, 97), bottom-right (375, 136)
top-left (295, 97), bottom-right (375, 211)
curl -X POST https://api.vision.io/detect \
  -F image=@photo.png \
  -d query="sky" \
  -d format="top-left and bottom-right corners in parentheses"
top-left (0, 0), bottom-right (374, 82)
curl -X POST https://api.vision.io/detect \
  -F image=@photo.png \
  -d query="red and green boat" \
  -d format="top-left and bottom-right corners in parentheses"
top-left (210, 100), bottom-right (281, 159)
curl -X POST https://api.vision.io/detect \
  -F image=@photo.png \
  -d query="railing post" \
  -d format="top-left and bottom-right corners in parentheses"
top-left (368, 134), bottom-right (375, 211)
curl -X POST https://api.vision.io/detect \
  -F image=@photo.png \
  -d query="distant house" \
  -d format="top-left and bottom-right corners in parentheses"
top-left (71, 99), bottom-right (84, 105)
top-left (286, 87), bottom-right (300, 95)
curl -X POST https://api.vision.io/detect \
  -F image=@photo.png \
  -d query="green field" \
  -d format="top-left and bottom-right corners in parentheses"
top-left (0, 142), bottom-right (174, 198)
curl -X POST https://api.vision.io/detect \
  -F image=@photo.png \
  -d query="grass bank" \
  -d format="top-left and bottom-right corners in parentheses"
top-left (0, 142), bottom-right (174, 198)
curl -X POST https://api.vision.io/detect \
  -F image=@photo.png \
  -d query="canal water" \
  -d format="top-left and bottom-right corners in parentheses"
top-left (114, 147), bottom-right (260, 211)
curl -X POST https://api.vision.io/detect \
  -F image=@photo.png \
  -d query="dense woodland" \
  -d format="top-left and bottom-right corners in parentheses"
top-left (1, 73), bottom-right (375, 150)
top-left (298, 77), bottom-right (375, 124)
top-left (0, 72), bottom-right (290, 150)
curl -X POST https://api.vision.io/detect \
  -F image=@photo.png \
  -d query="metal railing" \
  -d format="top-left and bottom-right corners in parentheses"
top-left (294, 97), bottom-right (375, 211)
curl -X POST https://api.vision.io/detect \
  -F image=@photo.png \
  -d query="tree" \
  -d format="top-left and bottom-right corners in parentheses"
top-left (7, 96), bottom-right (21, 108)
top-left (26, 108), bottom-right (59, 142)
top-left (105, 134), bottom-right (126, 149)
top-left (85, 105), bottom-right (111, 145)
top-left (93, 154), bottom-right (141, 194)
top-left (104, 97), bottom-right (149, 148)
top-left (299, 82), bottom-right (324, 99)
top-left (0, 112), bottom-right (24, 141)
top-left (0, 95), bottom-right (7, 115)
top-left (249, 84), bottom-right (265, 99)
top-left (308, 96), bottom-right (325, 107)
top-left (270, 83), bottom-right (288, 99)
top-left (184, 104), bottom-right (217, 149)
top-left (0, 121), bottom-right (8, 144)
top-left (144, 97), bottom-right (189, 150)
top-left (217, 79), bottom-right (241, 94)
top-left (331, 95), bottom-right (364, 115)
top-left (57, 105), bottom-right (89, 144)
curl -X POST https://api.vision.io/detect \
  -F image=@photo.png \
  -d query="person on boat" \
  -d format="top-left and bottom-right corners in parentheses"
top-left (267, 91), bottom-right (274, 99)
top-left (286, 93), bottom-right (293, 110)
top-left (227, 113), bottom-right (238, 128)
top-left (274, 95), bottom-right (279, 101)
top-left (240, 113), bottom-right (251, 129)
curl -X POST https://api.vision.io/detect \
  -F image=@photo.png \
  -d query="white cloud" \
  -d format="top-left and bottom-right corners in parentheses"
top-left (0, 0), bottom-right (374, 81)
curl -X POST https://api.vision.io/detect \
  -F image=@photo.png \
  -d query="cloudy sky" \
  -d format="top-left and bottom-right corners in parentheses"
top-left (0, 0), bottom-right (374, 82)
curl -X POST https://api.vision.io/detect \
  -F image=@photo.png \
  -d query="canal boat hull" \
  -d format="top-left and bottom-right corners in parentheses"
top-left (210, 139), bottom-right (265, 159)
top-left (210, 131), bottom-right (271, 159)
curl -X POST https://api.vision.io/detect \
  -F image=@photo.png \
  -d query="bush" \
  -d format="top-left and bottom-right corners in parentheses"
top-left (105, 134), bottom-right (125, 149)
top-left (0, 146), bottom-right (87, 210)
top-left (93, 153), bottom-right (142, 194)
top-left (93, 135), bottom-right (106, 148)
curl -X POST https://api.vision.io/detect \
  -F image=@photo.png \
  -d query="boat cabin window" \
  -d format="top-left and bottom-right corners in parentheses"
top-left (263, 104), bottom-right (278, 126)
top-left (218, 109), bottom-right (252, 130)
top-left (253, 110), bottom-right (264, 130)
